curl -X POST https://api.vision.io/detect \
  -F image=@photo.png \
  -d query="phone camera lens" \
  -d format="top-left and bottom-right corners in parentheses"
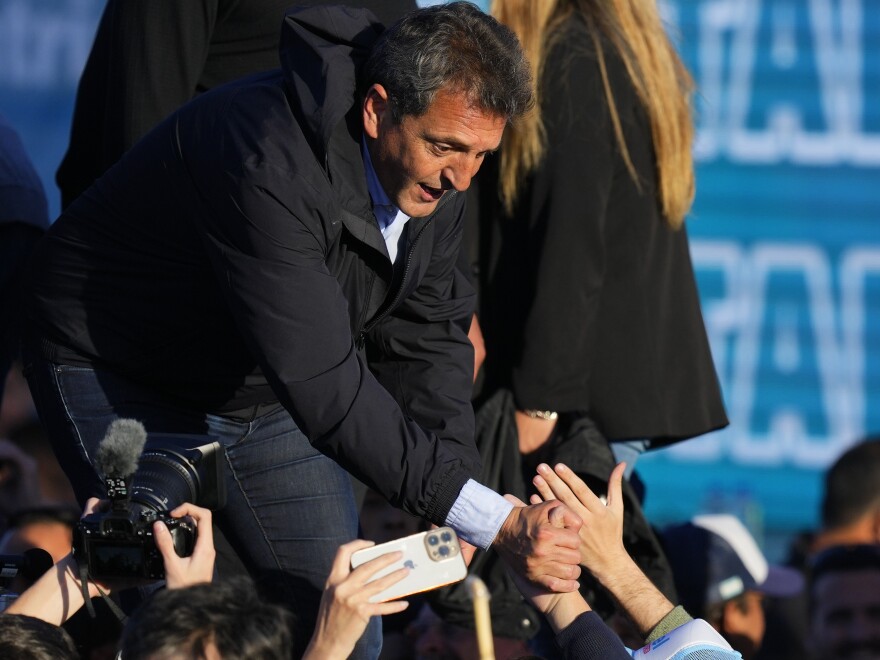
top-left (428, 535), bottom-right (440, 546)
top-left (440, 531), bottom-right (452, 543)
top-left (438, 545), bottom-right (450, 557)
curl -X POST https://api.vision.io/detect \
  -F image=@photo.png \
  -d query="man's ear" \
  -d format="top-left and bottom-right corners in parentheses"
top-left (363, 83), bottom-right (389, 140)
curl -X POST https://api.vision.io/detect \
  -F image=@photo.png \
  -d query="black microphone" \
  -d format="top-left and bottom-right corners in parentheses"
top-left (94, 419), bottom-right (147, 501)
top-left (0, 547), bottom-right (54, 583)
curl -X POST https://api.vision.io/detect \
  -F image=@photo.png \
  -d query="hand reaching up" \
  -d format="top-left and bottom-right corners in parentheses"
top-left (531, 462), bottom-right (675, 636)
top-left (531, 461), bottom-right (629, 581)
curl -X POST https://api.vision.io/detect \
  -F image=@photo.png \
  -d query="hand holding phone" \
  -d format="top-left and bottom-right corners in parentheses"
top-left (350, 527), bottom-right (467, 602)
top-left (305, 540), bottom-right (410, 659)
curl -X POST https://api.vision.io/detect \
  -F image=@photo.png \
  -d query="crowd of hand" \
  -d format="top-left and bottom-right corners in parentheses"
top-left (0, 461), bottom-right (703, 660)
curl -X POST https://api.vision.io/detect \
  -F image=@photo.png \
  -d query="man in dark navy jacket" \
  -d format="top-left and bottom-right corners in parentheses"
top-left (24, 4), bottom-right (582, 656)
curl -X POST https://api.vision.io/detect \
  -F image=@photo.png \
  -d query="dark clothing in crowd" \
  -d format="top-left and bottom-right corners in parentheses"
top-left (0, 115), bottom-right (49, 400)
top-left (556, 612), bottom-right (632, 660)
top-left (0, 116), bottom-right (48, 231)
top-left (56, 0), bottom-right (416, 208)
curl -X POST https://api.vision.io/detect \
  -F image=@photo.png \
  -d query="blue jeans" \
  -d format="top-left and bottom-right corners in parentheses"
top-left (24, 357), bottom-right (381, 658)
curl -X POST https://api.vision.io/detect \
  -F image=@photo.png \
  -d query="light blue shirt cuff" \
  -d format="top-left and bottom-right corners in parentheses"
top-left (445, 479), bottom-right (514, 550)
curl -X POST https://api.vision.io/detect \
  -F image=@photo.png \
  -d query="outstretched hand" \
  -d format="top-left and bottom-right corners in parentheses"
top-left (304, 539), bottom-right (410, 660)
top-left (493, 497), bottom-right (582, 593)
top-left (530, 462), bottom-right (675, 635)
top-left (531, 461), bottom-right (629, 581)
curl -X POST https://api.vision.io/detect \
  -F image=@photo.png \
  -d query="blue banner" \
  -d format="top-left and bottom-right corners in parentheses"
top-left (0, 0), bottom-right (101, 217)
top-left (639, 1), bottom-right (880, 552)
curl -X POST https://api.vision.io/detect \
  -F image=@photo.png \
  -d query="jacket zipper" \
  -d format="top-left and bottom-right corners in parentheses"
top-left (355, 216), bottom-right (434, 349)
top-left (354, 191), bottom-right (457, 349)
top-left (355, 270), bottom-right (377, 350)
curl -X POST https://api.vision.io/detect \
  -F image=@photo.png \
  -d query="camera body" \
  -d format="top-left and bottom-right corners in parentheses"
top-left (74, 508), bottom-right (195, 580)
top-left (73, 432), bottom-right (224, 581)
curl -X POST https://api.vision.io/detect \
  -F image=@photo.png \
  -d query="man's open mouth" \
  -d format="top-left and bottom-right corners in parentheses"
top-left (419, 183), bottom-right (445, 200)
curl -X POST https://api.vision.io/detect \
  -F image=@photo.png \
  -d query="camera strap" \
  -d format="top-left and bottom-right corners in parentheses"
top-left (78, 561), bottom-right (128, 622)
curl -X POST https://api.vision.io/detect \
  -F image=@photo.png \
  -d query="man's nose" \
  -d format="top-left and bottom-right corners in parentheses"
top-left (442, 154), bottom-right (481, 192)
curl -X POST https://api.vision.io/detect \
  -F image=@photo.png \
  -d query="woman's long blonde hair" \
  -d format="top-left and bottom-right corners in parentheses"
top-left (491, 0), bottom-right (695, 229)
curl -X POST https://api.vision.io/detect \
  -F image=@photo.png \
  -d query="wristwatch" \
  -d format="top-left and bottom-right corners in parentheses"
top-left (522, 409), bottom-right (558, 421)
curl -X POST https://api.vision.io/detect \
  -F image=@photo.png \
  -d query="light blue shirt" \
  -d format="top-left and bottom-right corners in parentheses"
top-left (361, 139), bottom-right (410, 264)
top-left (361, 140), bottom-right (513, 548)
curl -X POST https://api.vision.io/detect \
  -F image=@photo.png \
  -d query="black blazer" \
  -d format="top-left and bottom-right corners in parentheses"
top-left (470, 14), bottom-right (727, 447)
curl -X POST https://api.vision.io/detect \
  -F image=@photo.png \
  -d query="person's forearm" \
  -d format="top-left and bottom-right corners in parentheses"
top-left (6, 554), bottom-right (101, 625)
top-left (302, 637), bottom-right (351, 660)
top-left (541, 591), bottom-right (591, 635)
top-left (592, 552), bottom-right (675, 636)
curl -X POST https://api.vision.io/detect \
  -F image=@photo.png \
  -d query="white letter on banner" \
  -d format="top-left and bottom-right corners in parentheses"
top-left (840, 247), bottom-right (880, 438)
top-left (731, 244), bottom-right (848, 468)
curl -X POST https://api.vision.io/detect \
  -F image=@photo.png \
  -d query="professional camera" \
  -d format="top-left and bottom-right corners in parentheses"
top-left (73, 421), bottom-right (225, 580)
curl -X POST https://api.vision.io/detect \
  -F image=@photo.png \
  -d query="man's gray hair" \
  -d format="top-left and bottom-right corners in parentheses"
top-left (364, 1), bottom-right (533, 123)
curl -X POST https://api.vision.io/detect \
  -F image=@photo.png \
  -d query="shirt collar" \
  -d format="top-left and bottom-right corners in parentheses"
top-left (361, 137), bottom-right (400, 229)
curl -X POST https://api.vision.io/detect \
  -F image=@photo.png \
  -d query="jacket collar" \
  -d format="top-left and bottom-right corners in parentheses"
top-left (279, 5), bottom-right (383, 166)
top-left (280, 6), bottom-right (386, 241)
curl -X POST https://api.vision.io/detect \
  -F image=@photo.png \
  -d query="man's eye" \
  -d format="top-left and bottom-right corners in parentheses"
top-left (431, 144), bottom-right (452, 155)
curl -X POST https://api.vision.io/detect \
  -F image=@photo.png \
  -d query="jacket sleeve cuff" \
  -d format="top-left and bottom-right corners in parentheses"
top-left (645, 605), bottom-right (694, 643)
top-left (444, 479), bottom-right (513, 550)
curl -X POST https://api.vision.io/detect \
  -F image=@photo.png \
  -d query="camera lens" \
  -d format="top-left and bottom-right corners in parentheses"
top-left (441, 531), bottom-right (452, 543)
top-left (439, 545), bottom-right (450, 557)
top-left (129, 437), bottom-right (224, 514)
top-left (428, 535), bottom-right (439, 546)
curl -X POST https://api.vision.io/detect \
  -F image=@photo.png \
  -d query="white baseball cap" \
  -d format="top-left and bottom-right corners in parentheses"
top-left (631, 618), bottom-right (743, 659)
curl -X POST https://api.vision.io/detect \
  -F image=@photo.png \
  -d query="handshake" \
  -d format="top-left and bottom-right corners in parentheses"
top-left (491, 461), bottom-right (672, 634)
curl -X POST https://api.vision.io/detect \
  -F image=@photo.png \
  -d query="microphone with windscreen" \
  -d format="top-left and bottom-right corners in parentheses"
top-left (94, 418), bottom-right (147, 509)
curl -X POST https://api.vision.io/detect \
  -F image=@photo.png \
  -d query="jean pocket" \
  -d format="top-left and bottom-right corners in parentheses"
top-left (53, 364), bottom-right (118, 418)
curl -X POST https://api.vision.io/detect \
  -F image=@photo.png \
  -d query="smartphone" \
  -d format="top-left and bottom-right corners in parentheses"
top-left (350, 527), bottom-right (467, 602)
